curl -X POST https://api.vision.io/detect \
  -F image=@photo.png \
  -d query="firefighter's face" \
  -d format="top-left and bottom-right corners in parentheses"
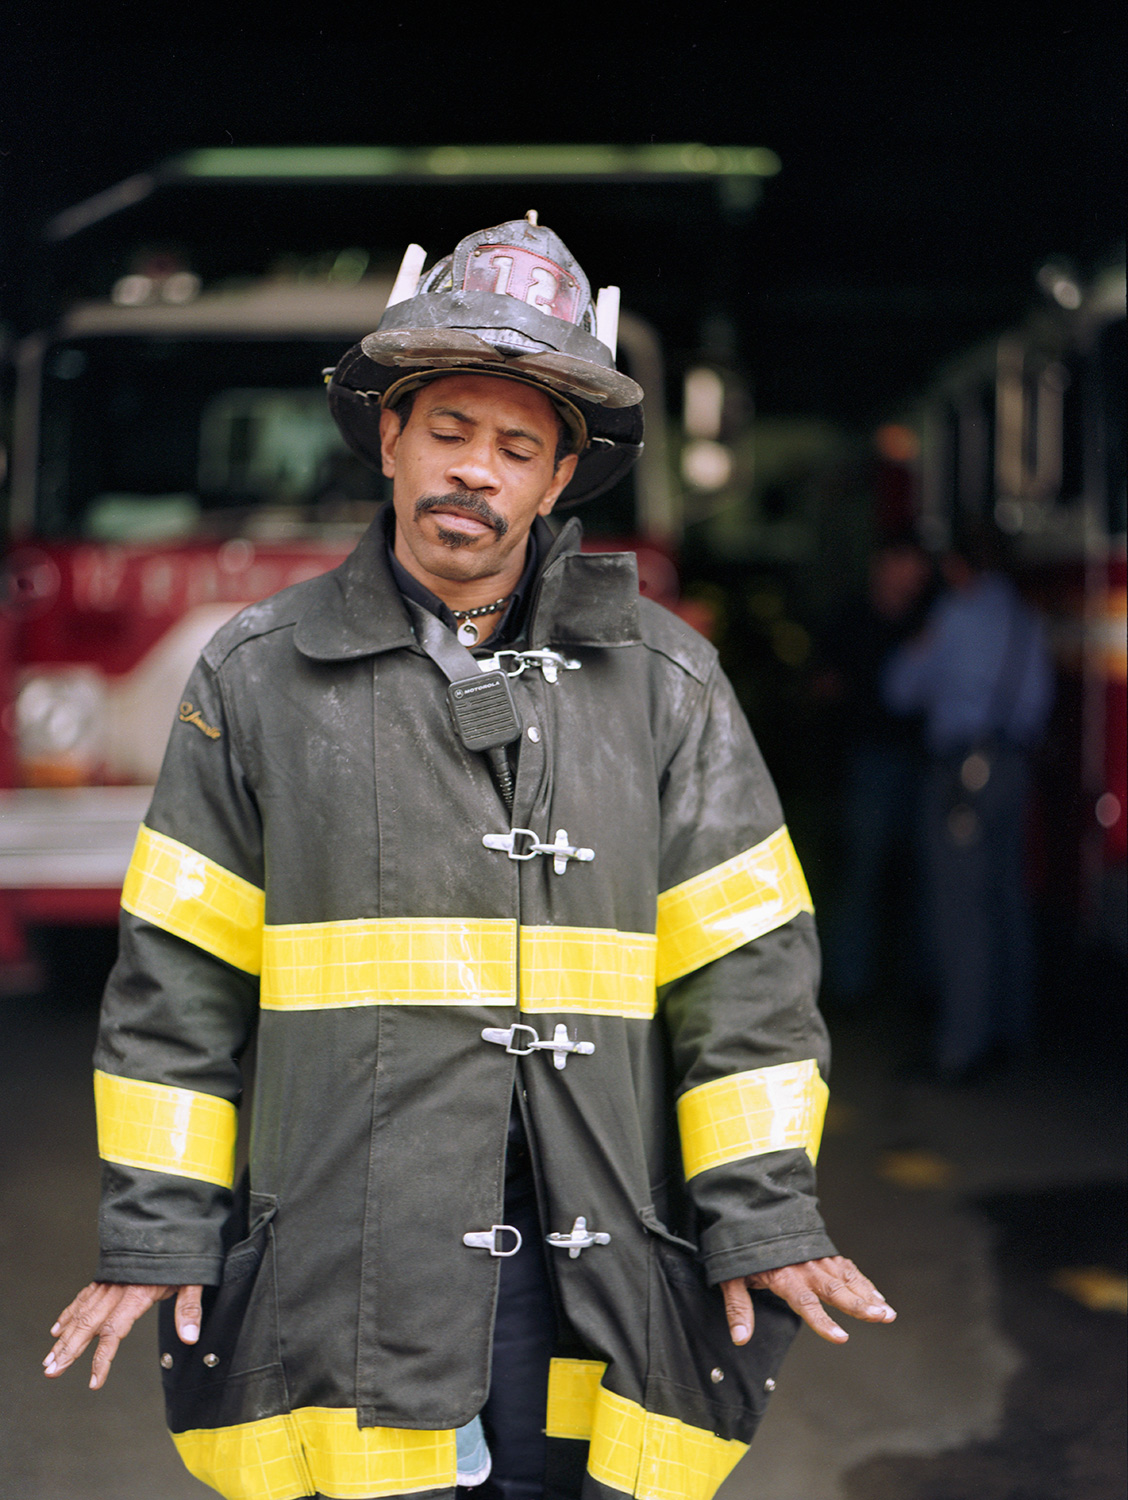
top-left (379, 374), bottom-right (578, 591)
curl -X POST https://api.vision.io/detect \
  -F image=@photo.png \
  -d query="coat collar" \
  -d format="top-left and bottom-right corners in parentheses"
top-left (294, 506), bottom-right (642, 662)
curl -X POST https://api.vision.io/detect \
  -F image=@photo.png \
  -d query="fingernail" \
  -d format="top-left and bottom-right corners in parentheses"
top-left (50, 1323), bottom-right (61, 1336)
top-left (44, 1356), bottom-right (56, 1374)
top-left (181, 1323), bottom-right (199, 1343)
top-left (866, 1304), bottom-right (888, 1317)
top-left (731, 1324), bottom-right (750, 1343)
top-left (829, 1325), bottom-right (848, 1340)
top-left (89, 1374), bottom-right (98, 1389)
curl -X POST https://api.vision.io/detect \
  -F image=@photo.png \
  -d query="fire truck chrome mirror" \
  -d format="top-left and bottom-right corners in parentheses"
top-left (463, 1225), bottom-right (523, 1257)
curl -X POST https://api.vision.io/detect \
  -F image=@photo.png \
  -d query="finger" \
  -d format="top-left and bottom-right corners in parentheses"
top-left (86, 1286), bottom-right (162, 1390)
top-left (719, 1277), bottom-right (755, 1345)
top-left (88, 1323), bottom-right (125, 1390)
top-left (810, 1258), bottom-right (897, 1324)
top-left (778, 1281), bottom-right (852, 1343)
top-left (175, 1285), bottom-right (204, 1344)
top-left (44, 1284), bottom-right (119, 1375)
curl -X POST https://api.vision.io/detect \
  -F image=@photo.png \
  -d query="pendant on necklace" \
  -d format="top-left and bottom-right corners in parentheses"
top-left (457, 621), bottom-right (480, 646)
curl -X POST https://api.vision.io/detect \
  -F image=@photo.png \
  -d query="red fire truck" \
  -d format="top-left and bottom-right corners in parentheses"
top-left (915, 261), bottom-right (1126, 951)
top-left (1, 147), bottom-right (770, 980)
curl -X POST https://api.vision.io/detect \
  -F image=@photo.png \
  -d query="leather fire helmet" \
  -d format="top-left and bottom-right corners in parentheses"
top-left (327, 215), bottom-right (644, 505)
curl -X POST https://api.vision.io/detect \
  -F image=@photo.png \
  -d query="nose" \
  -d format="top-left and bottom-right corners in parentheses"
top-left (446, 434), bottom-right (500, 494)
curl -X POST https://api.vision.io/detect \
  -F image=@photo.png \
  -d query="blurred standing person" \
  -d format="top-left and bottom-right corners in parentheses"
top-left (816, 539), bottom-right (933, 1008)
top-left (884, 526), bottom-right (1054, 1083)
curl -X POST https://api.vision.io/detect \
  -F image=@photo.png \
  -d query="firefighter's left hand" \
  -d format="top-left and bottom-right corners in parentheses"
top-left (720, 1256), bottom-right (896, 1345)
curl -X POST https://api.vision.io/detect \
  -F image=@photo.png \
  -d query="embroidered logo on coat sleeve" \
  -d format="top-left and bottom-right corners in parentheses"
top-left (178, 701), bottom-right (221, 739)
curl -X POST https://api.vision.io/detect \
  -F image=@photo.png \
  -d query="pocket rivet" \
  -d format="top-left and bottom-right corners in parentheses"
top-left (160, 1353), bottom-right (173, 1369)
top-left (764, 1377), bottom-right (776, 1392)
top-left (203, 1353), bottom-right (220, 1368)
top-left (710, 1367), bottom-right (724, 1383)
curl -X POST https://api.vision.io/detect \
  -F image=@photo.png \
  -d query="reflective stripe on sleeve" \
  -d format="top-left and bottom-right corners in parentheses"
top-left (260, 918), bottom-right (516, 1009)
top-left (94, 1070), bottom-right (237, 1188)
top-left (656, 826), bottom-right (813, 986)
top-left (121, 824), bottom-right (264, 975)
top-left (520, 927), bottom-right (656, 1018)
top-left (172, 1408), bottom-right (457, 1500)
top-left (677, 1058), bottom-right (829, 1178)
top-left (587, 1386), bottom-right (747, 1500)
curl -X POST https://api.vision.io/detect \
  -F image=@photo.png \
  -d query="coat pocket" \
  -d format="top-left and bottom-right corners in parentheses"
top-left (642, 1223), bottom-right (799, 1445)
top-left (161, 1189), bottom-right (288, 1434)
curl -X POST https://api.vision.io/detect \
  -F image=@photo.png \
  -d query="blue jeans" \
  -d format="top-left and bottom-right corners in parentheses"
top-left (923, 747), bottom-right (1034, 1075)
top-left (824, 742), bottom-right (922, 1002)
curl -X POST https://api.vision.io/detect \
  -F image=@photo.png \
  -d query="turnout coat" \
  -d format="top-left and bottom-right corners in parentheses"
top-left (94, 512), bottom-right (835, 1500)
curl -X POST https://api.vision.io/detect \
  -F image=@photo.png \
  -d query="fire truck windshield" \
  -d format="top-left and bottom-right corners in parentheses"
top-left (35, 336), bottom-right (382, 539)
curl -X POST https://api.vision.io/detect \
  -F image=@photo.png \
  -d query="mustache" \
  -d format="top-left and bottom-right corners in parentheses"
top-left (414, 490), bottom-right (509, 539)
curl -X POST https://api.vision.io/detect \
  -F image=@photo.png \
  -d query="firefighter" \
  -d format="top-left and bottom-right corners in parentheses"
top-left (44, 217), bottom-right (894, 1500)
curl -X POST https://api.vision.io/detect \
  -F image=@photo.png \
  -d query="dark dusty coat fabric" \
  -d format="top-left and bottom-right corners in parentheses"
top-left (94, 512), bottom-right (835, 1474)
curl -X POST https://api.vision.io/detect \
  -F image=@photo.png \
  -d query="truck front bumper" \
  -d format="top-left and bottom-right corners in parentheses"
top-left (0, 787), bottom-right (152, 888)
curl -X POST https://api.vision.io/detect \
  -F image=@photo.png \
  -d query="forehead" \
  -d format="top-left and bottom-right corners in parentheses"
top-left (412, 373), bottom-right (561, 438)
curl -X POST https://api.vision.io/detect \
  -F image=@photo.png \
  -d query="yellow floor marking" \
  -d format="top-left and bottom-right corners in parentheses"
top-left (823, 1101), bottom-right (859, 1136)
top-left (1050, 1266), bottom-right (1128, 1314)
top-left (877, 1149), bottom-right (956, 1189)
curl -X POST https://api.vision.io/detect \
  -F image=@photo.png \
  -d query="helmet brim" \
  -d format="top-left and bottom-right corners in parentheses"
top-left (328, 344), bottom-right (643, 506)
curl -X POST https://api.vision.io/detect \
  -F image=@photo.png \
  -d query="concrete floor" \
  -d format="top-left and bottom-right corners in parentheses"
top-left (2, 934), bottom-right (1124, 1500)
top-left (721, 1026), bottom-right (1126, 1500)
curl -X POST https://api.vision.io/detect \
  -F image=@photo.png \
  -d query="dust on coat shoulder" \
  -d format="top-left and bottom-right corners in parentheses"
top-left (94, 512), bottom-right (835, 1500)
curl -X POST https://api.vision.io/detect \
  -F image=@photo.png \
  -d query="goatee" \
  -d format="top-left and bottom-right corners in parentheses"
top-left (415, 490), bottom-right (509, 547)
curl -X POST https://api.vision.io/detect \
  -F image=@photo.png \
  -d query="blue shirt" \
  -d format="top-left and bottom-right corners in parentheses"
top-left (882, 573), bottom-right (1054, 756)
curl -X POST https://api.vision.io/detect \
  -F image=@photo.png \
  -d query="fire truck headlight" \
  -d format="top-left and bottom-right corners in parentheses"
top-left (15, 670), bottom-right (108, 784)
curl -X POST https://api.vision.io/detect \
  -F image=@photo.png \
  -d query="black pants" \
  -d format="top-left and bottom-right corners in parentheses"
top-left (462, 1106), bottom-right (557, 1500)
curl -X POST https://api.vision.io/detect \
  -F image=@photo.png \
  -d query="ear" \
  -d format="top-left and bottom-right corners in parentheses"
top-left (378, 407), bottom-right (402, 478)
top-left (538, 451), bottom-right (579, 515)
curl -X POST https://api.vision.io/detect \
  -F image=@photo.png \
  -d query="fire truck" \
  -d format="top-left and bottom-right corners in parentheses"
top-left (0, 147), bottom-right (772, 981)
top-left (914, 261), bottom-right (1126, 952)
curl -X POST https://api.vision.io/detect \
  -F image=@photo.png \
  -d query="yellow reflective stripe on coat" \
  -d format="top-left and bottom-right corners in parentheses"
top-left (172, 1408), bottom-right (457, 1500)
top-left (121, 825), bottom-right (264, 975)
top-left (520, 927), bottom-right (656, 1018)
top-left (546, 1357), bottom-right (608, 1439)
top-left (261, 918), bottom-right (516, 1009)
top-left (94, 1070), bottom-right (236, 1187)
top-left (677, 1058), bottom-right (828, 1178)
top-left (587, 1386), bottom-right (747, 1500)
top-left (656, 827), bottom-right (812, 986)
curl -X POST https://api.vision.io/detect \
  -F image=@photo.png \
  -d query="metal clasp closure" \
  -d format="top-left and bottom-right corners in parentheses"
top-left (478, 649), bottom-right (581, 684)
top-left (482, 1022), bottom-right (595, 1070)
top-left (462, 1224), bottom-right (523, 1257)
top-left (546, 1215), bottom-right (611, 1258)
top-left (482, 827), bottom-right (594, 874)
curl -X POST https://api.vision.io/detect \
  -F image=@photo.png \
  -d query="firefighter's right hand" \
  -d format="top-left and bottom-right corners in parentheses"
top-left (43, 1281), bottom-right (203, 1389)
